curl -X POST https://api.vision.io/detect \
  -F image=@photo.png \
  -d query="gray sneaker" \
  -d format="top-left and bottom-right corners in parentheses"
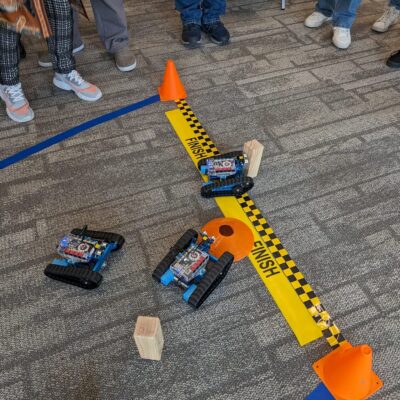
top-left (53, 70), bottom-right (102, 102)
top-left (114, 47), bottom-right (137, 72)
top-left (0, 83), bottom-right (34, 123)
top-left (38, 43), bottom-right (85, 68)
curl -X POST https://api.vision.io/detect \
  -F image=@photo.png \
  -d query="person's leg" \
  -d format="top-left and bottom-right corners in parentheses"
top-left (201, 0), bottom-right (230, 45)
top-left (176, 0), bottom-right (203, 47)
top-left (372, 0), bottom-right (400, 33)
top-left (330, 0), bottom-right (361, 49)
top-left (38, 10), bottom-right (83, 69)
top-left (0, 24), bottom-right (34, 122)
top-left (332, 0), bottom-right (362, 29)
top-left (89, 0), bottom-right (136, 71)
top-left (390, 0), bottom-right (400, 10)
top-left (43, 0), bottom-right (102, 101)
top-left (176, 0), bottom-right (202, 25)
top-left (305, 0), bottom-right (333, 28)
top-left (43, 0), bottom-right (76, 74)
top-left (0, 25), bottom-right (19, 86)
top-left (38, 9), bottom-right (82, 69)
top-left (72, 8), bottom-right (84, 50)
top-left (315, 0), bottom-right (335, 18)
top-left (90, 0), bottom-right (129, 53)
top-left (386, 0), bottom-right (400, 68)
top-left (201, 0), bottom-right (226, 24)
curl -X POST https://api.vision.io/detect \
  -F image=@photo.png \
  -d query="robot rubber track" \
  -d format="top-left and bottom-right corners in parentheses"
top-left (44, 227), bottom-right (125, 290)
top-left (201, 175), bottom-right (254, 198)
top-left (152, 229), bottom-right (234, 308)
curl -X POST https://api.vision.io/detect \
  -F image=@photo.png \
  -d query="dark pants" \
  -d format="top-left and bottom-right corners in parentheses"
top-left (0, 0), bottom-right (75, 85)
top-left (175, 0), bottom-right (226, 25)
top-left (72, 0), bottom-right (129, 54)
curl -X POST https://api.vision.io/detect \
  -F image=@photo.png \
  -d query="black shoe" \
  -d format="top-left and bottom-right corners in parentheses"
top-left (202, 21), bottom-right (230, 45)
top-left (387, 49), bottom-right (400, 68)
top-left (182, 23), bottom-right (202, 48)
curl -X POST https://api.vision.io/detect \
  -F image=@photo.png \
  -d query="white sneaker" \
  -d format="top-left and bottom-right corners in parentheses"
top-left (0, 83), bottom-right (34, 123)
top-left (332, 27), bottom-right (351, 49)
top-left (372, 6), bottom-right (400, 33)
top-left (305, 11), bottom-right (332, 28)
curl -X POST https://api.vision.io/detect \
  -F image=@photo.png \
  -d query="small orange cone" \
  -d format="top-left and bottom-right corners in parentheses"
top-left (313, 341), bottom-right (383, 400)
top-left (158, 60), bottom-right (187, 101)
top-left (201, 217), bottom-right (254, 262)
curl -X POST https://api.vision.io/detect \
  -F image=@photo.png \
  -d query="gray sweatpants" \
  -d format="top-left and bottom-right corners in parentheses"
top-left (73, 0), bottom-right (130, 54)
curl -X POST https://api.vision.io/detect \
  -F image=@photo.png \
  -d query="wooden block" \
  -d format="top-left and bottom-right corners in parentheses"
top-left (133, 316), bottom-right (164, 361)
top-left (243, 139), bottom-right (264, 178)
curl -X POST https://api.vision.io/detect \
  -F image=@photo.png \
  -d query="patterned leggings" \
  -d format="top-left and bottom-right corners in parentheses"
top-left (0, 0), bottom-right (76, 85)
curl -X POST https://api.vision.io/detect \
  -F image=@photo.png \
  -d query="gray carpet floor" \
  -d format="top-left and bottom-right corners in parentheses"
top-left (1, 0), bottom-right (400, 399)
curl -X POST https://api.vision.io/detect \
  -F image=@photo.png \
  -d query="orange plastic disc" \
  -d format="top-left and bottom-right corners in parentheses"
top-left (201, 218), bottom-right (254, 262)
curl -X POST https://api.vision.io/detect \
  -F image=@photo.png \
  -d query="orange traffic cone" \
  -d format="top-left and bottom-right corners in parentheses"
top-left (158, 60), bottom-right (187, 101)
top-left (313, 341), bottom-right (383, 400)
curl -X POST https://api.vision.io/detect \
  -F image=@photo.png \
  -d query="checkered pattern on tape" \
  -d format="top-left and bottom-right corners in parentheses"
top-left (237, 194), bottom-right (346, 349)
top-left (176, 100), bottom-right (345, 349)
top-left (176, 100), bottom-right (220, 157)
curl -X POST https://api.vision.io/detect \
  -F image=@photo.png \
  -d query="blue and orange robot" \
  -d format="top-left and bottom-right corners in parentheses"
top-left (198, 151), bottom-right (254, 197)
top-left (152, 229), bottom-right (233, 308)
top-left (44, 226), bottom-right (124, 289)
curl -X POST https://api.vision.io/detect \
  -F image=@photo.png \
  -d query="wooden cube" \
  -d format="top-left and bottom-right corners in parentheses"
top-left (243, 139), bottom-right (264, 178)
top-left (133, 316), bottom-right (164, 361)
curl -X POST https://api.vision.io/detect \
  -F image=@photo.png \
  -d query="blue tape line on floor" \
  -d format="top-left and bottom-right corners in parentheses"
top-left (305, 383), bottom-right (334, 400)
top-left (0, 94), bottom-right (161, 170)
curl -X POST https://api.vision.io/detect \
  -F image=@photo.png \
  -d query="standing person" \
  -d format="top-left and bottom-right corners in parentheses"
top-left (176, 0), bottom-right (230, 48)
top-left (304, 0), bottom-right (362, 49)
top-left (371, 3), bottom-right (400, 68)
top-left (38, 0), bottom-right (136, 72)
top-left (0, 0), bottom-right (102, 123)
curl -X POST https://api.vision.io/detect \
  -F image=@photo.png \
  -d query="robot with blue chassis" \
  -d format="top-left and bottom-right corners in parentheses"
top-left (44, 226), bottom-right (125, 289)
top-left (152, 229), bottom-right (234, 308)
top-left (198, 151), bottom-right (254, 198)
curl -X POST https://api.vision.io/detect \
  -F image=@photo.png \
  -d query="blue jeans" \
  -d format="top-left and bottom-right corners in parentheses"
top-left (390, 0), bottom-right (400, 9)
top-left (316, 0), bottom-right (362, 28)
top-left (175, 0), bottom-right (226, 25)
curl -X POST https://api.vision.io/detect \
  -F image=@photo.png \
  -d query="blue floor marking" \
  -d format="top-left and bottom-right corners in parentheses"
top-left (305, 383), bottom-right (334, 400)
top-left (0, 94), bottom-right (160, 170)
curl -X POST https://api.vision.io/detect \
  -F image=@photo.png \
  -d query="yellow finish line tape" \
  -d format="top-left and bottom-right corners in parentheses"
top-left (166, 100), bottom-right (346, 349)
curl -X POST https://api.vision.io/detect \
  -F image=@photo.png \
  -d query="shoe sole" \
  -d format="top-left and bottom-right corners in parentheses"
top-left (0, 91), bottom-right (34, 123)
top-left (201, 27), bottom-right (230, 46)
top-left (53, 78), bottom-right (102, 102)
top-left (371, 25), bottom-right (389, 33)
top-left (182, 40), bottom-right (202, 49)
top-left (333, 41), bottom-right (350, 50)
top-left (38, 60), bottom-right (52, 68)
top-left (6, 107), bottom-right (34, 123)
top-left (208, 36), bottom-right (230, 46)
top-left (38, 44), bottom-right (85, 68)
top-left (73, 43), bottom-right (85, 54)
top-left (116, 60), bottom-right (137, 72)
